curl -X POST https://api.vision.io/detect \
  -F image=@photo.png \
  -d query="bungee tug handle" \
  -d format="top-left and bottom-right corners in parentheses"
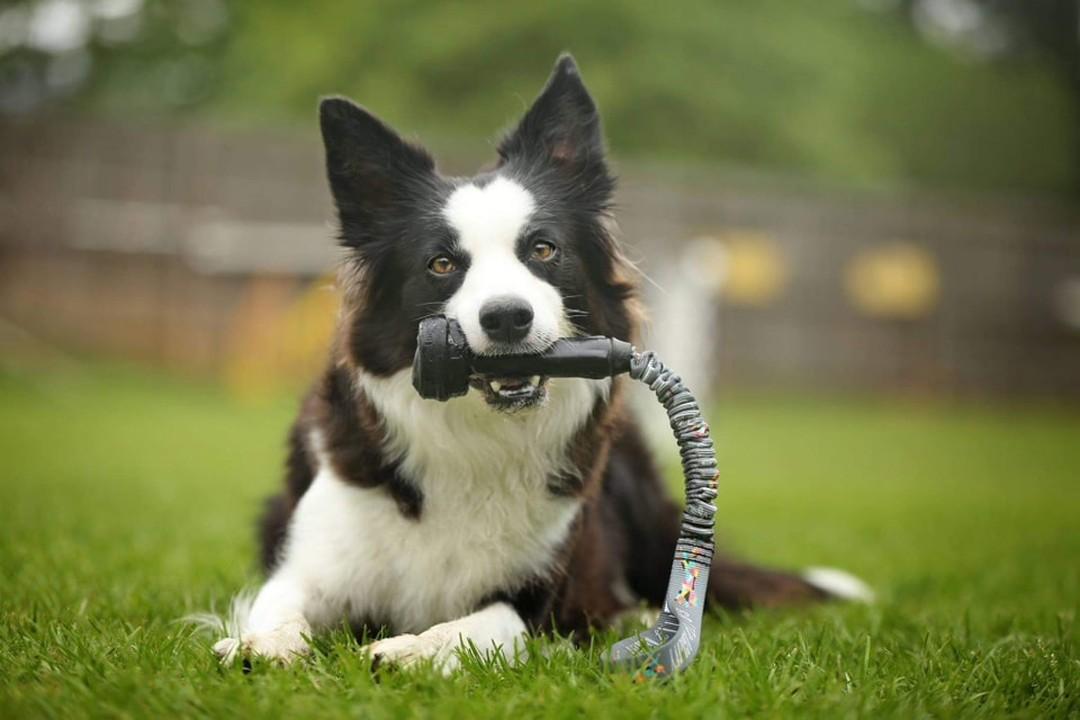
top-left (411, 316), bottom-right (719, 680)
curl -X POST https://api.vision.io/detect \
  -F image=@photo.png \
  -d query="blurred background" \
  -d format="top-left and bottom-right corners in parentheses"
top-left (0, 0), bottom-right (1078, 403)
top-left (3, 8), bottom-right (1079, 714)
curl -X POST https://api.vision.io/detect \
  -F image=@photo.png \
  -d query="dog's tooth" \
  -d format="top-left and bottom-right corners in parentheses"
top-left (530, 375), bottom-right (541, 386)
top-left (489, 380), bottom-right (502, 392)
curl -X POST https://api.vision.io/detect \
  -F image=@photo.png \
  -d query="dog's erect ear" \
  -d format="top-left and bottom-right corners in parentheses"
top-left (319, 97), bottom-right (435, 247)
top-left (498, 54), bottom-right (605, 170)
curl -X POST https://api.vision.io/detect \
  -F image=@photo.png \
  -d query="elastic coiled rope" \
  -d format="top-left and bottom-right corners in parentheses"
top-left (629, 351), bottom-right (718, 543)
top-left (606, 349), bottom-right (720, 676)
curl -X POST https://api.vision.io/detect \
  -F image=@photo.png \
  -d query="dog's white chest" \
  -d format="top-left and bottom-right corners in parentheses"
top-left (290, 461), bottom-right (577, 633)
top-left (282, 371), bottom-right (605, 633)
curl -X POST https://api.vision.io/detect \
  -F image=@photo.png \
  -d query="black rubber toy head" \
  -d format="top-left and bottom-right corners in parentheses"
top-left (412, 316), bottom-right (635, 401)
top-left (412, 316), bottom-right (471, 400)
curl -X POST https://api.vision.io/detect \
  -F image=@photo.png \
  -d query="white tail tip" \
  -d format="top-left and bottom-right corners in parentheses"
top-left (802, 566), bottom-right (875, 603)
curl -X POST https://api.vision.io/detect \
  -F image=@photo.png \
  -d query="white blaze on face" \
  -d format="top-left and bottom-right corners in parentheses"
top-left (442, 176), bottom-right (565, 354)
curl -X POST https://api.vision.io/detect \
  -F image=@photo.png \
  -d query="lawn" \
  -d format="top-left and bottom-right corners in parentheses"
top-left (1, 362), bottom-right (1077, 718)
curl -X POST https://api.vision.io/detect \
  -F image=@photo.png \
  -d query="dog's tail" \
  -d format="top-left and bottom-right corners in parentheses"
top-left (801, 566), bottom-right (875, 603)
top-left (703, 556), bottom-right (874, 609)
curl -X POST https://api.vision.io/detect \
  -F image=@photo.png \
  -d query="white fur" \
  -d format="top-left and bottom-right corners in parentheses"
top-left (215, 367), bottom-right (609, 664)
top-left (443, 176), bottom-right (567, 353)
top-left (365, 602), bottom-right (527, 675)
top-left (802, 566), bottom-right (875, 603)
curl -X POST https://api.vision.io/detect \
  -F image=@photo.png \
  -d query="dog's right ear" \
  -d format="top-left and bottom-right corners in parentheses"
top-left (319, 97), bottom-right (435, 248)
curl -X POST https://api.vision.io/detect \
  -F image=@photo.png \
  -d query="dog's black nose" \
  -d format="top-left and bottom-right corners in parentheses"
top-left (479, 296), bottom-right (534, 344)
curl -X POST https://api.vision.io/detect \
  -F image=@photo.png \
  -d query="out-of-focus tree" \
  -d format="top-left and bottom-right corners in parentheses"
top-left (894, 0), bottom-right (1077, 83)
top-left (1, 0), bottom-right (1076, 199)
top-left (0, 0), bottom-right (229, 115)
top-left (890, 0), bottom-right (1079, 190)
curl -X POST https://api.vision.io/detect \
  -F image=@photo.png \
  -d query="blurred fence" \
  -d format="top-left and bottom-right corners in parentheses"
top-left (1, 119), bottom-right (1078, 400)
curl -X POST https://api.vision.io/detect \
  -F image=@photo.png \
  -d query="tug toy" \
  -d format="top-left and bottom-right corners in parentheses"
top-left (412, 316), bottom-right (719, 679)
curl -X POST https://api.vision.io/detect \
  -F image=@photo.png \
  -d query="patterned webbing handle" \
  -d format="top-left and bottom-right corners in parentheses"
top-left (606, 349), bottom-right (718, 681)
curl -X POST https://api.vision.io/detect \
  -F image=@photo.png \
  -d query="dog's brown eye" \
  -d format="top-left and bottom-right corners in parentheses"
top-left (428, 256), bottom-right (456, 275)
top-left (531, 240), bottom-right (557, 262)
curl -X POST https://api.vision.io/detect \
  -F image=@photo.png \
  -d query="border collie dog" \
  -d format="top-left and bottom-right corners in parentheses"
top-left (213, 54), bottom-right (870, 671)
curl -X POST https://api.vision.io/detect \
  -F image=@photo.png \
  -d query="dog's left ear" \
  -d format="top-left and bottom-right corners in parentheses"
top-left (498, 54), bottom-right (605, 171)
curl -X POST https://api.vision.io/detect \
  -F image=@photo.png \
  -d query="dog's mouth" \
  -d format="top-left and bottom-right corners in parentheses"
top-left (469, 375), bottom-right (549, 410)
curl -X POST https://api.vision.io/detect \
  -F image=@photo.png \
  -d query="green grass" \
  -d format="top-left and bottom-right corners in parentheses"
top-left (1, 362), bottom-right (1078, 718)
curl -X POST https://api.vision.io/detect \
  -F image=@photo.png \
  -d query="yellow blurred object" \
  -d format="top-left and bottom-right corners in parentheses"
top-left (845, 243), bottom-right (940, 320)
top-left (223, 274), bottom-right (339, 400)
top-left (280, 276), bottom-right (340, 373)
top-left (716, 231), bottom-right (789, 306)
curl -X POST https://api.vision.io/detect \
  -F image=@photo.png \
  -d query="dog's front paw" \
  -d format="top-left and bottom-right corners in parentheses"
top-left (364, 630), bottom-right (462, 675)
top-left (213, 622), bottom-right (310, 665)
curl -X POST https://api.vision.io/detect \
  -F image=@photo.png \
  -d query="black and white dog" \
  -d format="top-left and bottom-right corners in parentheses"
top-left (213, 54), bottom-right (870, 672)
